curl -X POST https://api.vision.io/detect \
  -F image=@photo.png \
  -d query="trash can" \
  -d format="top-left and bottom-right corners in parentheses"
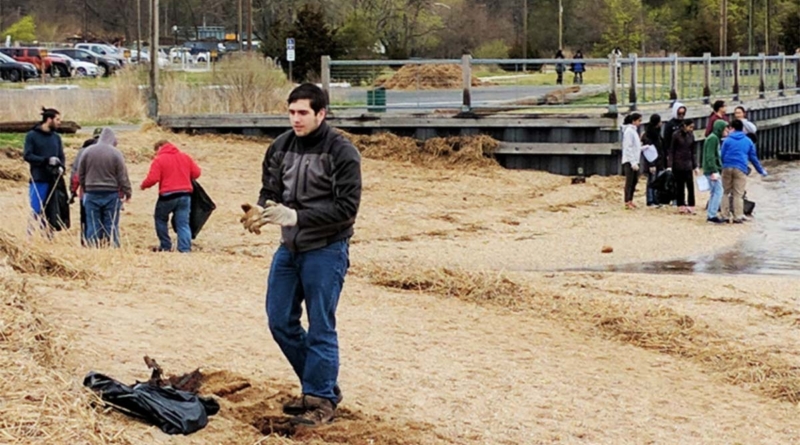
top-left (367, 86), bottom-right (386, 112)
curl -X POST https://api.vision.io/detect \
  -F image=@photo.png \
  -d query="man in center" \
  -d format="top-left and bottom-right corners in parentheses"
top-left (241, 83), bottom-right (362, 427)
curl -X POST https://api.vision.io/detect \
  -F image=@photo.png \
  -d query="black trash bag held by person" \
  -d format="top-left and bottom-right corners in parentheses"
top-left (649, 169), bottom-right (676, 204)
top-left (171, 180), bottom-right (216, 240)
top-left (83, 371), bottom-right (219, 435)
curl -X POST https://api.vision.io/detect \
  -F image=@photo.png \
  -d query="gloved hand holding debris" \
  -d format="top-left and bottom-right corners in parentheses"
top-left (241, 201), bottom-right (298, 234)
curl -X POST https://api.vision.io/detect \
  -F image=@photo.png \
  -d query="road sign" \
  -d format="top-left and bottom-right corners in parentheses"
top-left (286, 38), bottom-right (295, 49)
top-left (286, 49), bottom-right (295, 62)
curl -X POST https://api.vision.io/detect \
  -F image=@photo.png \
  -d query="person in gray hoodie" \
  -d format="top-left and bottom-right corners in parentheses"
top-left (78, 128), bottom-right (132, 248)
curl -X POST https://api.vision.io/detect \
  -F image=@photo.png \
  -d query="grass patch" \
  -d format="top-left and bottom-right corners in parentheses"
top-left (0, 133), bottom-right (25, 149)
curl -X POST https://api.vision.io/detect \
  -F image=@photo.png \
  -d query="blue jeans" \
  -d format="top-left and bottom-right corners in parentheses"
top-left (706, 174), bottom-right (723, 219)
top-left (84, 191), bottom-right (121, 248)
top-left (266, 239), bottom-right (349, 403)
top-left (646, 170), bottom-right (658, 206)
top-left (155, 195), bottom-right (191, 252)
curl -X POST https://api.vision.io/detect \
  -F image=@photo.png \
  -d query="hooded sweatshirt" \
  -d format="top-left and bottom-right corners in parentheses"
top-left (24, 124), bottom-right (64, 182)
top-left (662, 102), bottom-right (686, 159)
top-left (78, 128), bottom-right (132, 199)
top-left (702, 120), bottom-right (728, 174)
top-left (721, 131), bottom-right (766, 176)
top-left (140, 142), bottom-right (201, 195)
top-left (621, 124), bottom-right (642, 166)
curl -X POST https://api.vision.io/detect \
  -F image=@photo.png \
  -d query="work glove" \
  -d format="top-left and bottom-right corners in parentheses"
top-left (241, 201), bottom-right (298, 234)
top-left (57, 166), bottom-right (64, 176)
top-left (48, 156), bottom-right (60, 166)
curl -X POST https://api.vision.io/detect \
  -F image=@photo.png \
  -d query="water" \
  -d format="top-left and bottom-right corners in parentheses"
top-left (601, 162), bottom-right (800, 276)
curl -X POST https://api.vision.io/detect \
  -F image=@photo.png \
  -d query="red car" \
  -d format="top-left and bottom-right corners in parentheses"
top-left (0, 47), bottom-right (72, 78)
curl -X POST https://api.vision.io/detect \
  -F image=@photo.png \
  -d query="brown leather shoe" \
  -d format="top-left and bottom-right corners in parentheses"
top-left (289, 395), bottom-right (335, 427)
top-left (282, 386), bottom-right (342, 415)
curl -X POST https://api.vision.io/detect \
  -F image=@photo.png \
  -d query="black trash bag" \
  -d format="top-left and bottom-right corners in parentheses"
top-left (83, 371), bottom-right (220, 435)
top-left (649, 169), bottom-right (676, 204)
top-left (171, 180), bottom-right (216, 240)
top-left (43, 169), bottom-right (70, 231)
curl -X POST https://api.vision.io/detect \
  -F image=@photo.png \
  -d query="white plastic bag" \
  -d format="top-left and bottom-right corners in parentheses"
top-left (696, 175), bottom-right (710, 193)
top-left (642, 145), bottom-right (658, 163)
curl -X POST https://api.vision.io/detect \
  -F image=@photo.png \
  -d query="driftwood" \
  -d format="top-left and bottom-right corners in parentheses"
top-left (0, 121), bottom-right (81, 134)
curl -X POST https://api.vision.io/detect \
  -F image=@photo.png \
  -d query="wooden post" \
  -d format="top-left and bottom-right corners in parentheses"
top-left (461, 54), bottom-right (472, 112)
top-left (796, 54), bottom-right (800, 95)
top-left (148, 0), bottom-right (160, 119)
top-left (778, 51), bottom-right (786, 97)
top-left (702, 52), bottom-right (711, 104)
top-left (321, 55), bottom-right (331, 106)
top-left (608, 53), bottom-right (618, 114)
top-left (732, 52), bottom-right (740, 101)
top-left (629, 53), bottom-right (638, 111)
top-left (758, 52), bottom-right (766, 99)
top-left (669, 53), bottom-right (678, 102)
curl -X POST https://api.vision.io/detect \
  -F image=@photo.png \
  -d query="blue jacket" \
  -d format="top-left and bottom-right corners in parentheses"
top-left (24, 125), bottom-right (64, 182)
top-left (720, 131), bottom-right (766, 175)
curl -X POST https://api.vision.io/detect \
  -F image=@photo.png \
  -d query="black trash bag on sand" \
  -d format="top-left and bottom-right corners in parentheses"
top-left (649, 169), bottom-right (676, 205)
top-left (171, 180), bottom-right (216, 240)
top-left (83, 371), bottom-right (220, 435)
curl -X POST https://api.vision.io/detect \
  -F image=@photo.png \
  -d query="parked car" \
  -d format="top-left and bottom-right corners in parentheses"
top-left (49, 53), bottom-right (98, 77)
top-left (0, 47), bottom-right (72, 77)
top-left (51, 48), bottom-right (120, 77)
top-left (74, 43), bottom-right (127, 67)
top-left (0, 52), bottom-right (39, 82)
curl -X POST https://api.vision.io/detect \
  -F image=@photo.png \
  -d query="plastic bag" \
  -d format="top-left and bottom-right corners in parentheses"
top-left (83, 371), bottom-right (219, 435)
top-left (170, 180), bottom-right (216, 240)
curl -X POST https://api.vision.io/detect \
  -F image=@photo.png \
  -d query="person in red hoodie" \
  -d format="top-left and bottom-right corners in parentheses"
top-left (140, 140), bottom-right (201, 252)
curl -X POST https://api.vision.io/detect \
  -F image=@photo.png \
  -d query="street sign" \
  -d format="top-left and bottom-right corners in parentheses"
top-left (286, 38), bottom-right (295, 49)
top-left (286, 49), bottom-right (295, 62)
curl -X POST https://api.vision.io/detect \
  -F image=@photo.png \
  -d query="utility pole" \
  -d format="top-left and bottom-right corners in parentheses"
top-left (83, 0), bottom-right (88, 39)
top-left (748, 0), bottom-right (753, 55)
top-left (522, 0), bottom-right (527, 71)
top-left (719, 0), bottom-right (727, 56)
top-left (765, 0), bottom-right (770, 54)
top-left (136, 0), bottom-right (142, 63)
top-left (247, 0), bottom-right (253, 51)
top-left (148, 0), bottom-right (160, 119)
top-left (558, 0), bottom-right (563, 51)
top-left (238, 0), bottom-right (243, 51)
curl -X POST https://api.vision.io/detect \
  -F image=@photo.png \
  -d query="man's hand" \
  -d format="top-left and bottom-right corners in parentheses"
top-left (262, 203), bottom-right (298, 227)
top-left (48, 156), bottom-right (60, 166)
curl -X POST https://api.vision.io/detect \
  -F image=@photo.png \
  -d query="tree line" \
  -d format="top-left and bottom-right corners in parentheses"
top-left (4, 0), bottom-right (800, 78)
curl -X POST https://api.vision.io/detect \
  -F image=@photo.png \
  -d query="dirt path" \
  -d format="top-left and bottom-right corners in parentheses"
top-left (2, 129), bottom-right (799, 444)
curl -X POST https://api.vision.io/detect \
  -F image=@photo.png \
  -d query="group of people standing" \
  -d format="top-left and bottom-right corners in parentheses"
top-left (554, 49), bottom-right (586, 85)
top-left (621, 100), bottom-right (767, 223)
top-left (23, 108), bottom-right (202, 251)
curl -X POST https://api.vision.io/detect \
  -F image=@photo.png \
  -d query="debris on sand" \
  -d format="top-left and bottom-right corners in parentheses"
top-left (378, 64), bottom-right (488, 90)
top-left (343, 131), bottom-right (499, 168)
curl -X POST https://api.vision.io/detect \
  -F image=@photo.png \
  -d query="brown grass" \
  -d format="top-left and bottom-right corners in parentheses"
top-left (343, 131), bottom-right (499, 168)
top-left (377, 64), bottom-right (487, 90)
top-left (0, 274), bottom-right (135, 444)
top-left (355, 262), bottom-right (800, 404)
top-left (0, 229), bottom-right (94, 280)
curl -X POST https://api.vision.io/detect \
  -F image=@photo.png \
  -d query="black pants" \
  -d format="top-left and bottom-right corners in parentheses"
top-left (556, 72), bottom-right (563, 85)
top-left (673, 169), bottom-right (695, 207)
top-left (623, 163), bottom-right (638, 203)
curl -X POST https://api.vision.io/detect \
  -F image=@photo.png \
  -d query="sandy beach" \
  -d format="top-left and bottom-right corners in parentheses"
top-left (1, 128), bottom-right (798, 444)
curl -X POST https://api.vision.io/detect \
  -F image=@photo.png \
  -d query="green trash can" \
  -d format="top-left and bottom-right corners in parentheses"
top-left (367, 86), bottom-right (386, 112)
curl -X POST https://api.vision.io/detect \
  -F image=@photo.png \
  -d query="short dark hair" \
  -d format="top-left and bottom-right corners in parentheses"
top-left (287, 83), bottom-right (327, 114)
top-left (713, 100), bottom-right (725, 112)
top-left (40, 107), bottom-right (60, 123)
top-left (683, 118), bottom-right (694, 127)
top-left (731, 119), bottom-right (744, 131)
